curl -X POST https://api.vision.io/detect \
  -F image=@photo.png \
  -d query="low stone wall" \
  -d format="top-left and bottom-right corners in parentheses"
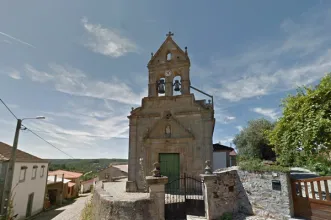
top-left (92, 181), bottom-right (154, 220)
top-left (202, 168), bottom-right (294, 219)
top-left (237, 169), bottom-right (294, 219)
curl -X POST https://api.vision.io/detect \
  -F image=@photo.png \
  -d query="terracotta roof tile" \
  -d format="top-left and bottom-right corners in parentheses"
top-left (68, 182), bottom-right (76, 187)
top-left (229, 150), bottom-right (237, 156)
top-left (48, 170), bottom-right (83, 179)
top-left (0, 142), bottom-right (47, 163)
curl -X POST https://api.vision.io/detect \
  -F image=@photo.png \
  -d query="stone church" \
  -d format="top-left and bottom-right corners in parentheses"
top-left (126, 32), bottom-right (215, 192)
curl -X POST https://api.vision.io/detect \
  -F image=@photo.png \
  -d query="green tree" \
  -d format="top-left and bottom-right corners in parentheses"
top-left (268, 73), bottom-right (331, 167)
top-left (233, 118), bottom-right (275, 160)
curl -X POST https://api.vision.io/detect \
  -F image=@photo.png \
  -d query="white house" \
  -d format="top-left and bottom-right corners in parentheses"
top-left (80, 178), bottom-right (96, 194)
top-left (213, 143), bottom-right (237, 170)
top-left (0, 142), bottom-right (48, 220)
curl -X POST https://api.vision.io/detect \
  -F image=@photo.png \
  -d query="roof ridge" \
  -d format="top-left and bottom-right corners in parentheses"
top-left (0, 141), bottom-right (46, 163)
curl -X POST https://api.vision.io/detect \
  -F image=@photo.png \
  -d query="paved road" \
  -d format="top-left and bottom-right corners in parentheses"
top-left (32, 194), bottom-right (91, 220)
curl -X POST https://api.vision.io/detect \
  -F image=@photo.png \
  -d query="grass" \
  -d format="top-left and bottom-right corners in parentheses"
top-left (80, 196), bottom-right (93, 220)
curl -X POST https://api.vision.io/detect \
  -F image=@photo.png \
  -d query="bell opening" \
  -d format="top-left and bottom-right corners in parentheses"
top-left (157, 78), bottom-right (165, 95)
top-left (173, 76), bottom-right (182, 95)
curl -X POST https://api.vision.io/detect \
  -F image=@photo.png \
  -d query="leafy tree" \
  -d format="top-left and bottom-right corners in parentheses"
top-left (268, 73), bottom-right (331, 167)
top-left (233, 118), bottom-right (276, 160)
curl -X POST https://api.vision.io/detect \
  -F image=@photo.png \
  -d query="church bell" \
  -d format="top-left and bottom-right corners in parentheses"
top-left (173, 80), bottom-right (181, 92)
top-left (157, 79), bottom-right (165, 94)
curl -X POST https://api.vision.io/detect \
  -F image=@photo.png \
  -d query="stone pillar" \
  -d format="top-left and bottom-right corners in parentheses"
top-left (126, 117), bottom-right (138, 192)
top-left (181, 67), bottom-right (190, 95)
top-left (200, 173), bottom-right (217, 220)
top-left (165, 76), bottom-right (173, 96)
top-left (146, 162), bottom-right (168, 220)
top-left (200, 161), bottom-right (239, 220)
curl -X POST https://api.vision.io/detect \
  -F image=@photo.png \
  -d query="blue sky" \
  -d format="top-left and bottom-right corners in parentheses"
top-left (1, 0), bottom-right (331, 159)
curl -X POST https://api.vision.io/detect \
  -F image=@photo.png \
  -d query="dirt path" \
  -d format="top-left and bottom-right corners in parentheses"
top-left (32, 194), bottom-right (91, 220)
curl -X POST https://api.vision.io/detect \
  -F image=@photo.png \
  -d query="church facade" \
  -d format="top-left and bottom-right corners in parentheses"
top-left (126, 32), bottom-right (215, 192)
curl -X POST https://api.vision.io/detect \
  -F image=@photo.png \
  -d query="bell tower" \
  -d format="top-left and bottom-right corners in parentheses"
top-left (126, 32), bottom-right (215, 193)
top-left (147, 32), bottom-right (191, 97)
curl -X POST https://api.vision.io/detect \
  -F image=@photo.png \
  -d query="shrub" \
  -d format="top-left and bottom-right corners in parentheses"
top-left (239, 159), bottom-right (290, 173)
top-left (220, 212), bottom-right (233, 220)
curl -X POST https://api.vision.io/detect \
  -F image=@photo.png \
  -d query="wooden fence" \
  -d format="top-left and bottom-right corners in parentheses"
top-left (291, 176), bottom-right (331, 220)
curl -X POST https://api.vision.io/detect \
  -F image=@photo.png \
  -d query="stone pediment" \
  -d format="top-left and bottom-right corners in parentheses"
top-left (143, 115), bottom-right (194, 140)
top-left (148, 35), bottom-right (190, 67)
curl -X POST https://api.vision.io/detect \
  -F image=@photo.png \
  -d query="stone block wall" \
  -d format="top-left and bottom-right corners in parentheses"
top-left (237, 169), bottom-right (294, 219)
top-left (92, 182), bottom-right (154, 220)
top-left (202, 168), bottom-right (294, 220)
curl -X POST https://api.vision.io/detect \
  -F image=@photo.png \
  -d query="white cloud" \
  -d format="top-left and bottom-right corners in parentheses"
top-left (81, 17), bottom-right (138, 57)
top-left (24, 63), bottom-right (146, 105)
top-left (8, 69), bottom-right (21, 80)
top-left (251, 107), bottom-right (279, 120)
top-left (210, 8), bottom-right (331, 102)
top-left (0, 31), bottom-right (35, 48)
top-left (23, 102), bottom-right (129, 152)
top-left (25, 64), bottom-right (53, 82)
top-left (235, 126), bottom-right (243, 132)
top-left (216, 137), bottom-right (234, 147)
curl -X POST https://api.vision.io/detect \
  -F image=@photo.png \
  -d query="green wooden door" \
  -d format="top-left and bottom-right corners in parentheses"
top-left (159, 153), bottom-right (180, 184)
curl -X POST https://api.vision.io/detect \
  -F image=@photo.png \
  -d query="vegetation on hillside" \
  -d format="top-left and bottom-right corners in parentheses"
top-left (48, 158), bottom-right (128, 181)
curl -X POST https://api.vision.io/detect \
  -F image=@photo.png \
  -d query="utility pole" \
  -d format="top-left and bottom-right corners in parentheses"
top-left (2, 119), bottom-right (21, 218)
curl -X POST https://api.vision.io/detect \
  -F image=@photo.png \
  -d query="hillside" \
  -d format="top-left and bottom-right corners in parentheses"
top-left (48, 158), bottom-right (128, 180)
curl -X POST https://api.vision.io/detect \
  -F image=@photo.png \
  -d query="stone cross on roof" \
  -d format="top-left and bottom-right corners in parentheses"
top-left (166, 31), bottom-right (174, 37)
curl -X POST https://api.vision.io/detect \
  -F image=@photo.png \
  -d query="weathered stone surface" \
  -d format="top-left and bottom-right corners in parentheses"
top-left (202, 168), bottom-right (294, 220)
top-left (236, 169), bottom-right (294, 219)
top-left (92, 181), bottom-right (155, 220)
top-left (126, 34), bottom-right (215, 192)
top-left (146, 176), bottom-right (168, 185)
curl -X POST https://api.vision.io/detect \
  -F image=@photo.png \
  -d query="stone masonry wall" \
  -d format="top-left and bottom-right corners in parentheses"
top-left (237, 169), bottom-right (294, 219)
top-left (203, 168), bottom-right (294, 220)
top-left (92, 182), bottom-right (154, 220)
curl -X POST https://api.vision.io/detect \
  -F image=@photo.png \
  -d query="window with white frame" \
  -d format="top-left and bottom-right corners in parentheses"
top-left (32, 165), bottom-right (38, 179)
top-left (40, 165), bottom-right (45, 177)
top-left (20, 166), bottom-right (27, 182)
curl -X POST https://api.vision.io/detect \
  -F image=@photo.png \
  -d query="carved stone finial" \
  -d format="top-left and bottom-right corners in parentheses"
top-left (131, 107), bottom-right (134, 111)
top-left (151, 52), bottom-right (154, 58)
top-left (204, 160), bottom-right (212, 174)
top-left (152, 162), bottom-right (161, 177)
top-left (185, 46), bottom-right (188, 55)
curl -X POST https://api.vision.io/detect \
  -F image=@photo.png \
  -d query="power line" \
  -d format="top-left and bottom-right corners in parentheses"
top-left (1, 98), bottom-right (74, 158)
top-left (25, 128), bottom-right (75, 159)
top-left (0, 98), bottom-right (18, 119)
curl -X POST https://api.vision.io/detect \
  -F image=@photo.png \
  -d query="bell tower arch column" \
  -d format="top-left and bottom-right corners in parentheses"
top-left (180, 67), bottom-right (191, 95)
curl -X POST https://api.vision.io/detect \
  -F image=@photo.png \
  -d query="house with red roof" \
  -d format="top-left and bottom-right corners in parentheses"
top-left (48, 170), bottom-right (83, 199)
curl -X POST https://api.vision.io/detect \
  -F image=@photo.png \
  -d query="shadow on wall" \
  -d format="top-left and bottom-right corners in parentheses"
top-left (235, 172), bottom-right (254, 216)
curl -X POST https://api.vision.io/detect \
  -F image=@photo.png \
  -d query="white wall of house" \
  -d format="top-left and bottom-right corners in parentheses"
top-left (80, 180), bottom-right (95, 193)
top-left (213, 152), bottom-right (227, 170)
top-left (11, 162), bottom-right (48, 220)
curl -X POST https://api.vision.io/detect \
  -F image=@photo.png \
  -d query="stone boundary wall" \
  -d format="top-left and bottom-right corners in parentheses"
top-left (92, 182), bottom-right (154, 220)
top-left (237, 169), bottom-right (294, 219)
top-left (202, 167), bottom-right (294, 220)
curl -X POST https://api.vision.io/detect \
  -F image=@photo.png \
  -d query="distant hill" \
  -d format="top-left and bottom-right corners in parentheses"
top-left (48, 159), bottom-right (128, 179)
